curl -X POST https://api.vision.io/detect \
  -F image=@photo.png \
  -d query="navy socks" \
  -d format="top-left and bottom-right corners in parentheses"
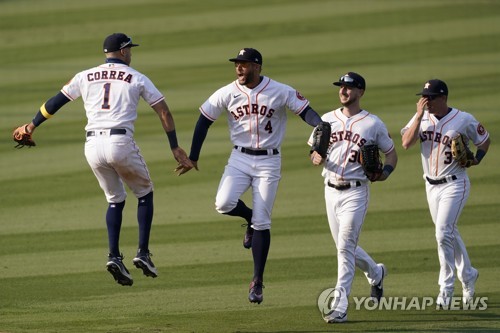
top-left (106, 201), bottom-right (125, 256)
top-left (137, 191), bottom-right (154, 253)
top-left (251, 229), bottom-right (270, 282)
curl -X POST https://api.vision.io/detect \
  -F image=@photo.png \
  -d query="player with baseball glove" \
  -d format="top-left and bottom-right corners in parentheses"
top-left (308, 72), bottom-right (398, 323)
top-left (12, 33), bottom-right (193, 287)
top-left (401, 78), bottom-right (490, 308)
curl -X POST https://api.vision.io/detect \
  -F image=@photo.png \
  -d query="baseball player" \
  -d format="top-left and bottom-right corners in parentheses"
top-left (175, 48), bottom-right (324, 304)
top-left (308, 72), bottom-right (398, 323)
top-left (401, 79), bottom-right (490, 307)
top-left (12, 33), bottom-right (192, 286)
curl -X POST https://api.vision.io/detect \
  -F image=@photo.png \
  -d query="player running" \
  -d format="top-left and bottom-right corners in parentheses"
top-left (401, 79), bottom-right (490, 308)
top-left (12, 33), bottom-right (193, 286)
top-left (175, 48), bottom-right (324, 304)
top-left (308, 72), bottom-right (397, 323)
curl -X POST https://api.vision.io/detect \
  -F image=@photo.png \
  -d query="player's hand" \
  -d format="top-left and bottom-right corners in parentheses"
top-left (416, 97), bottom-right (427, 117)
top-left (171, 147), bottom-right (194, 172)
top-left (310, 151), bottom-right (324, 166)
top-left (174, 160), bottom-right (198, 176)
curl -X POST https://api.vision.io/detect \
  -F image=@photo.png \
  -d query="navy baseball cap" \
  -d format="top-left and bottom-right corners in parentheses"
top-left (229, 48), bottom-right (263, 65)
top-left (416, 79), bottom-right (448, 96)
top-left (333, 72), bottom-right (366, 90)
top-left (103, 33), bottom-right (139, 53)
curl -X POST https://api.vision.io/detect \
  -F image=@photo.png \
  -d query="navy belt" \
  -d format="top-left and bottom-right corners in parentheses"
top-left (426, 175), bottom-right (457, 185)
top-left (234, 146), bottom-right (279, 156)
top-left (86, 128), bottom-right (126, 137)
top-left (327, 181), bottom-right (361, 191)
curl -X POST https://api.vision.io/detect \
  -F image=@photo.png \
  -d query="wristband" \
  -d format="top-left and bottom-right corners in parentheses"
top-left (382, 165), bottom-right (394, 178)
top-left (475, 149), bottom-right (486, 163)
top-left (166, 130), bottom-right (179, 149)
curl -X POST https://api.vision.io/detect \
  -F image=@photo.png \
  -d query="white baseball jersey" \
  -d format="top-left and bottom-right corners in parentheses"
top-left (61, 62), bottom-right (165, 133)
top-left (401, 108), bottom-right (489, 179)
top-left (308, 108), bottom-right (395, 183)
top-left (200, 76), bottom-right (309, 149)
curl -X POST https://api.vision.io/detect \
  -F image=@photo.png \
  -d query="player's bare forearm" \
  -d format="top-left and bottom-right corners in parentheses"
top-left (402, 100), bottom-right (426, 149)
top-left (377, 149), bottom-right (397, 181)
top-left (472, 137), bottom-right (490, 166)
top-left (153, 100), bottom-right (176, 132)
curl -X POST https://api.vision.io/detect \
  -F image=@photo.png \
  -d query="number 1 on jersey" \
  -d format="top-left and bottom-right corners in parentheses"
top-left (101, 83), bottom-right (111, 109)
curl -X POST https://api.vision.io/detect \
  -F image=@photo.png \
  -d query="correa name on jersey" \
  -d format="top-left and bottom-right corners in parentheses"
top-left (86, 70), bottom-right (133, 83)
top-left (230, 103), bottom-right (275, 121)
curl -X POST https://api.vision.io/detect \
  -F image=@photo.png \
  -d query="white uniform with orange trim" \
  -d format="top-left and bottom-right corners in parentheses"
top-left (401, 107), bottom-right (489, 292)
top-left (61, 61), bottom-right (165, 203)
top-left (308, 108), bottom-right (394, 296)
top-left (200, 76), bottom-right (309, 230)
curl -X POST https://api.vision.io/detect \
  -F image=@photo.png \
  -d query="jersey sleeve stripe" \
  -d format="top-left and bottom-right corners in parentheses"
top-left (199, 107), bottom-right (217, 121)
top-left (294, 101), bottom-right (310, 115)
top-left (60, 89), bottom-right (76, 101)
top-left (149, 96), bottom-right (165, 107)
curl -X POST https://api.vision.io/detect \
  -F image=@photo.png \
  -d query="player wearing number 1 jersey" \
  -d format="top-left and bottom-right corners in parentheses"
top-left (18, 33), bottom-right (192, 286)
top-left (175, 48), bottom-right (324, 304)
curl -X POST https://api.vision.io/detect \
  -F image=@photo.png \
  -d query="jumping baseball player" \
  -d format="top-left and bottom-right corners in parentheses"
top-left (175, 48), bottom-right (324, 304)
top-left (401, 79), bottom-right (490, 307)
top-left (12, 33), bottom-right (193, 286)
top-left (308, 72), bottom-right (398, 323)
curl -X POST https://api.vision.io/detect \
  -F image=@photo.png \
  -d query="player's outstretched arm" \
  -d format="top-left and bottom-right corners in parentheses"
top-left (175, 114), bottom-right (213, 176)
top-left (12, 92), bottom-right (71, 148)
top-left (299, 106), bottom-right (322, 127)
top-left (152, 101), bottom-right (193, 171)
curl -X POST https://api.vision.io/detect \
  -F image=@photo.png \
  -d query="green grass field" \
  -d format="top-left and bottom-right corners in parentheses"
top-left (1, 0), bottom-right (499, 332)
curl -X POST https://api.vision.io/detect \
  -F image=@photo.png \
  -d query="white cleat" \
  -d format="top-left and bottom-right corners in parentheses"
top-left (323, 310), bottom-right (347, 323)
top-left (463, 269), bottom-right (479, 305)
top-left (436, 290), bottom-right (453, 309)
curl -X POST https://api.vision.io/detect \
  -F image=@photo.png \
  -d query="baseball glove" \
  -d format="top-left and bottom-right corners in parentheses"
top-left (451, 133), bottom-right (474, 168)
top-left (310, 121), bottom-right (331, 158)
top-left (360, 144), bottom-right (383, 181)
top-left (13, 124), bottom-right (36, 149)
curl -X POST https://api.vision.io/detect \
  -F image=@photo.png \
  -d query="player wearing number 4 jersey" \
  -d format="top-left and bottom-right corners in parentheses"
top-left (175, 48), bottom-right (324, 304)
top-left (308, 72), bottom-right (397, 323)
top-left (13, 33), bottom-right (192, 286)
top-left (402, 79), bottom-right (490, 308)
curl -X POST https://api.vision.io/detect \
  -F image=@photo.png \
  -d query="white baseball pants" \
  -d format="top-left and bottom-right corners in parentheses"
top-left (324, 184), bottom-right (384, 296)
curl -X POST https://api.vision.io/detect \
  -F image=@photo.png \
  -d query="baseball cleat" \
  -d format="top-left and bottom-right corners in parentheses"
top-left (370, 263), bottom-right (387, 303)
top-left (106, 254), bottom-right (133, 286)
top-left (133, 251), bottom-right (158, 278)
top-left (436, 289), bottom-right (453, 309)
top-left (462, 268), bottom-right (478, 305)
top-left (248, 280), bottom-right (264, 304)
top-left (324, 310), bottom-right (348, 324)
top-left (242, 223), bottom-right (254, 249)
